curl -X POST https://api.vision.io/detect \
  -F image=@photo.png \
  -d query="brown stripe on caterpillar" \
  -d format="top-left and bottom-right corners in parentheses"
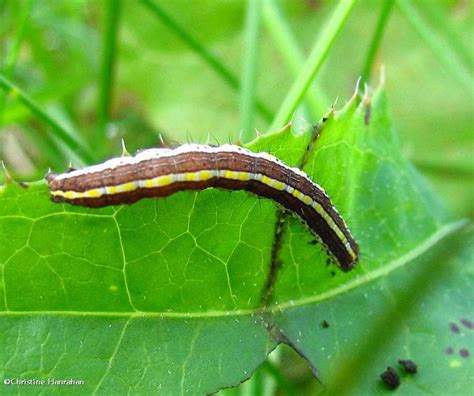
top-left (46, 144), bottom-right (359, 271)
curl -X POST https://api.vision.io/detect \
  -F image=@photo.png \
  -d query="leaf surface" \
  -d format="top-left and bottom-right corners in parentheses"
top-left (0, 88), bottom-right (470, 394)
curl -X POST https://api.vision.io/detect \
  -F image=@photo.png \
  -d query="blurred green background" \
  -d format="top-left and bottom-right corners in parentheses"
top-left (0, 0), bottom-right (472, 393)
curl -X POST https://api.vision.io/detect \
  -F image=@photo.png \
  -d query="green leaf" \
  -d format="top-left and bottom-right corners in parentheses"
top-left (272, 222), bottom-right (472, 395)
top-left (270, 89), bottom-right (451, 303)
top-left (0, 88), bottom-right (469, 394)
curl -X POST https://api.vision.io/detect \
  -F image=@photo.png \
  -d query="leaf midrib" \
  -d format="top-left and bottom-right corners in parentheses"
top-left (0, 219), bottom-right (465, 319)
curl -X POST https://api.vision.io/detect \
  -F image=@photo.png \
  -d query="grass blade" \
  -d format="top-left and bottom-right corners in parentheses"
top-left (270, 0), bottom-right (357, 131)
top-left (0, 0), bottom-right (32, 125)
top-left (1, 0), bottom-right (32, 79)
top-left (360, 0), bottom-right (394, 85)
top-left (240, 0), bottom-right (262, 142)
top-left (397, 0), bottom-right (473, 89)
top-left (413, 157), bottom-right (474, 179)
top-left (21, 125), bottom-right (66, 171)
top-left (0, 74), bottom-right (95, 163)
top-left (96, 0), bottom-right (122, 149)
top-left (416, 0), bottom-right (473, 69)
top-left (140, 0), bottom-right (273, 122)
top-left (262, 0), bottom-right (329, 118)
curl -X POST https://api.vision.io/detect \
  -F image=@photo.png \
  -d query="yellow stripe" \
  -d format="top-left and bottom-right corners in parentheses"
top-left (237, 172), bottom-right (251, 181)
top-left (142, 175), bottom-right (175, 188)
top-left (120, 182), bottom-right (138, 193)
top-left (63, 191), bottom-right (77, 199)
top-left (302, 195), bottom-right (312, 205)
top-left (261, 175), bottom-right (273, 186)
top-left (312, 201), bottom-right (357, 260)
top-left (106, 185), bottom-right (119, 194)
top-left (219, 170), bottom-right (253, 181)
top-left (199, 170), bottom-right (214, 180)
top-left (143, 179), bottom-right (155, 188)
top-left (272, 180), bottom-right (286, 191)
top-left (85, 188), bottom-right (104, 198)
top-left (184, 172), bottom-right (199, 181)
top-left (156, 175), bottom-right (175, 186)
top-left (292, 190), bottom-right (304, 200)
top-left (223, 170), bottom-right (239, 180)
top-left (232, 173), bottom-right (354, 259)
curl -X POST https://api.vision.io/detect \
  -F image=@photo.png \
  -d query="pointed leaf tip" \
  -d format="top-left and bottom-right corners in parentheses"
top-left (1, 160), bottom-right (13, 184)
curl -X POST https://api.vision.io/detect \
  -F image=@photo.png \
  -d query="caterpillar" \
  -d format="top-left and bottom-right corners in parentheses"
top-left (46, 144), bottom-right (359, 271)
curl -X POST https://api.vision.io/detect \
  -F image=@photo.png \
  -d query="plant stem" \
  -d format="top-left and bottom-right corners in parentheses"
top-left (140, 0), bottom-right (274, 122)
top-left (21, 125), bottom-right (66, 171)
top-left (360, 0), bottom-right (394, 86)
top-left (0, 0), bottom-right (32, 125)
top-left (96, 0), bottom-right (122, 149)
top-left (262, 0), bottom-right (329, 119)
top-left (0, 74), bottom-right (95, 163)
top-left (270, 0), bottom-right (356, 131)
top-left (240, 0), bottom-right (262, 142)
top-left (413, 157), bottom-right (474, 179)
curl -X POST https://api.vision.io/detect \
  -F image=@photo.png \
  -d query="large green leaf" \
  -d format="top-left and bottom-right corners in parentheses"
top-left (0, 88), bottom-right (470, 394)
top-left (273, 223), bottom-right (473, 395)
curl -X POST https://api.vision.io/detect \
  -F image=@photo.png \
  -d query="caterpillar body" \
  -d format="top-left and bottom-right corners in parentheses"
top-left (46, 144), bottom-right (359, 271)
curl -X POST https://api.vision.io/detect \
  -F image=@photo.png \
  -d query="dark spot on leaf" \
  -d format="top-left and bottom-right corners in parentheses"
top-left (398, 359), bottom-right (417, 374)
top-left (305, 0), bottom-right (321, 10)
top-left (461, 318), bottom-right (474, 330)
top-left (325, 258), bottom-right (331, 266)
top-left (322, 117), bottom-right (328, 122)
top-left (449, 322), bottom-right (460, 333)
top-left (330, 270), bottom-right (336, 277)
top-left (380, 367), bottom-right (400, 389)
top-left (445, 347), bottom-right (454, 355)
top-left (364, 103), bottom-right (372, 125)
top-left (321, 320), bottom-right (329, 329)
top-left (308, 239), bottom-right (318, 245)
top-left (17, 181), bottom-right (29, 189)
top-left (459, 349), bottom-right (470, 358)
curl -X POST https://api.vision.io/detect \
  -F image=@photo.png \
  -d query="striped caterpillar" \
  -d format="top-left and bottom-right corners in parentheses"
top-left (46, 144), bottom-right (359, 271)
